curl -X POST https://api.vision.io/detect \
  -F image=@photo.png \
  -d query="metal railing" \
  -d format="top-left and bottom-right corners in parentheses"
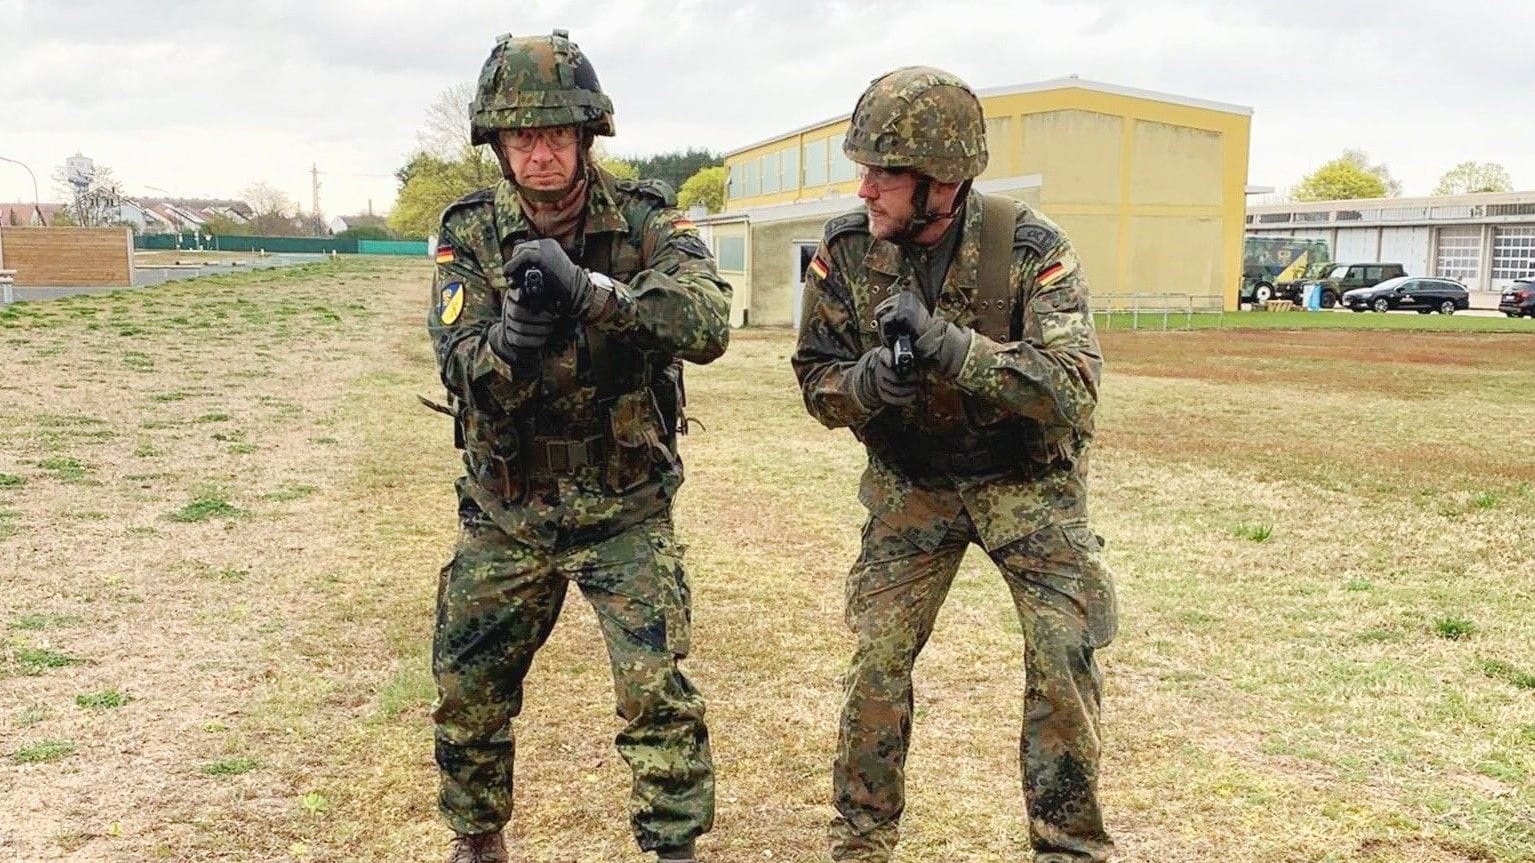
top-left (1092, 292), bottom-right (1226, 330)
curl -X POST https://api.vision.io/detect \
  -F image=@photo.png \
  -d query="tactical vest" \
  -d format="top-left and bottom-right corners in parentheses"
top-left (852, 194), bottom-right (1078, 479)
top-left (453, 178), bottom-right (685, 505)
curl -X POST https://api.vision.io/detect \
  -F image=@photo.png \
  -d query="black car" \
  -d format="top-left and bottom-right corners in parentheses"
top-left (1499, 280), bottom-right (1535, 318)
top-left (1342, 276), bottom-right (1470, 314)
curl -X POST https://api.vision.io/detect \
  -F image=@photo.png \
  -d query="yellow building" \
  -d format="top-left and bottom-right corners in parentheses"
top-left (699, 77), bottom-right (1252, 326)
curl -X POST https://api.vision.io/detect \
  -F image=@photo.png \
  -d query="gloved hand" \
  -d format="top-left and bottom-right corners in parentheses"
top-left (873, 291), bottom-right (972, 378)
top-left (847, 345), bottom-right (917, 410)
top-left (488, 283), bottom-right (558, 359)
top-left (503, 238), bottom-right (597, 320)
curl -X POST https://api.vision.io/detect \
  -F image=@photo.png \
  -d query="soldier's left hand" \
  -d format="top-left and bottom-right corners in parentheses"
top-left (874, 292), bottom-right (972, 378)
top-left (504, 238), bottom-right (596, 320)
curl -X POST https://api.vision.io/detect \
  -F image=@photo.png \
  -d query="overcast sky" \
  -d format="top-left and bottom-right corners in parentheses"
top-left (3, 0), bottom-right (1532, 218)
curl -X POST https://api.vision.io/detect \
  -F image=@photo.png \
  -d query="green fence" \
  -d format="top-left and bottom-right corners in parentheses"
top-left (358, 239), bottom-right (428, 256)
top-left (134, 234), bottom-right (358, 254)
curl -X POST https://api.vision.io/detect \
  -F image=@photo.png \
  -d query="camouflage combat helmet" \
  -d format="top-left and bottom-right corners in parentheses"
top-left (470, 29), bottom-right (615, 146)
top-left (843, 66), bottom-right (987, 183)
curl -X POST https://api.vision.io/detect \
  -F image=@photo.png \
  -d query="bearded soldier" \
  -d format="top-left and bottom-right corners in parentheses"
top-left (427, 29), bottom-right (729, 863)
top-left (792, 66), bottom-right (1119, 863)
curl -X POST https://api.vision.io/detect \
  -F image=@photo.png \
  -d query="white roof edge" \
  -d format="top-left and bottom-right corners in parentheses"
top-left (976, 77), bottom-right (1253, 117)
top-left (723, 78), bottom-right (1251, 158)
top-left (700, 173), bottom-right (1045, 225)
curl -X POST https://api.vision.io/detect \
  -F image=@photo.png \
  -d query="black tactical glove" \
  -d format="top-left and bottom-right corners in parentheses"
top-left (848, 345), bottom-right (917, 410)
top-left (873, 291), bottom-right (972, 378)
top-left (503, 238), bottom-right (600, 320)
top-left (488, 283), bottom-right (558, 360)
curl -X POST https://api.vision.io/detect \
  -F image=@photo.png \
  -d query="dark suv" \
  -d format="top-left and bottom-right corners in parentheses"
top-left (1499, 280), bottom-right (1535, 318)
top-left (1276, 262), bottom-right (1407, 308)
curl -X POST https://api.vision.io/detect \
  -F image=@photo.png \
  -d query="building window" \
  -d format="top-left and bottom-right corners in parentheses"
top-left (742, 160), bottom-right (760, 197)
top-left (760, 151), bottom-right (781, 194)
top-left (829, 133), bottom-right (855, 182)
top-left (715, 236), bottom-right (746, 272)
top-left (780, 146), bottom-right (799, 194)
top-left (1435, 227), bottom-right (1481, 282)
top-left (1491, 226), bottom-right (1535, 280)
top-left (727, 166), bottom-right (739, 200)
top-left (803, 138), bottom-right (828, 187)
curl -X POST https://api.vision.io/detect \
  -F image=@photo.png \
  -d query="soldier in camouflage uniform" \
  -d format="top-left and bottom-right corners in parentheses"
top-left (792, 67), bottom-right (1118, 862)
top-left (427, 30), bottom-right (730, 863)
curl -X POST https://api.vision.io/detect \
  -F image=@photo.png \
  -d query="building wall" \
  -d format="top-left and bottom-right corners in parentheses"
top-left (702, 219), bottom-right (752, 327)
top-left (723, 82), bottom-right (1251, 314)
top-left (1246, 191), bottom-right (1535, 291)
top-left (0, 226), bottom-right (132, 287)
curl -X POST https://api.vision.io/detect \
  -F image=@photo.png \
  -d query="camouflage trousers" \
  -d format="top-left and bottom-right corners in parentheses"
top-left (830, 509), bottom-right (1117, 862)
top-left (432, 513), bottom-right (715, 851)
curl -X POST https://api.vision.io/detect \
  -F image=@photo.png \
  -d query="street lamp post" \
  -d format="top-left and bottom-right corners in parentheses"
top-left (0, 154), bottom-right (43, 225)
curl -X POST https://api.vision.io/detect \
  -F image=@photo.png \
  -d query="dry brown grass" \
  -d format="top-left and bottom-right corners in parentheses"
top-left (1, 263), bottom-right (1531, 862)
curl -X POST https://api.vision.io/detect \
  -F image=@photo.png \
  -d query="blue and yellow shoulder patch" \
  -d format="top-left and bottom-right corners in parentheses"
top-left (436, 281), bottom-right (464, 325)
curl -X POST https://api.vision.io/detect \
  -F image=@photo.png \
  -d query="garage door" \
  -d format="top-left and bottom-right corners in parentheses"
top-left (1490, 226), bottom-right (1535, 291)
top-left (1435, 226), bottom-right (1482, 287)
top-left (1335, 228), bottom-right (1376, 262)
top-left (1379, 226), bottom-right (1430, 274)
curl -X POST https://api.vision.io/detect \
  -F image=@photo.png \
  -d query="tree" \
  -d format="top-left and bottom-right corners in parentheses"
top-left (201, 213), bottom-right (245, 236)
top-left (336, 225), bottom-right (394, 241)
top-left (677, 166), bottom-right (727, 213)
top-left (1291, 149), bottom-right (1402, 202)
top-left (1432, 161), bottom-right (1512, 196)
top-left (623, 149), bottom-right (723, 191)
top-left (51, 160), bottom-right (124, 227)
top-left (417, 81), bottom-right (478, 161)
top-left (241, 182), bottom-right (303, 235)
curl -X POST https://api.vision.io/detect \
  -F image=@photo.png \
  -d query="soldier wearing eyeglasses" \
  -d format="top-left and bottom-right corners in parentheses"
top-left (792, 66), bottom-right (1119, 863)
top-left (426, 29), bottom-right (730, 863)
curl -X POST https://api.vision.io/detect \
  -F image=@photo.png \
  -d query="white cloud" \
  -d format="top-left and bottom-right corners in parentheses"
top-left (2, 0), bottom-right (1531, 216)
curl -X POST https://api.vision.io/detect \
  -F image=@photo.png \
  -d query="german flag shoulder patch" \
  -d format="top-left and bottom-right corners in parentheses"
top-left (1036, 255), bottom-right (1077, 288)
top-left (808, 254), bottom-right (829, 280)
top-left (435, 244), bottom-right (455, 265)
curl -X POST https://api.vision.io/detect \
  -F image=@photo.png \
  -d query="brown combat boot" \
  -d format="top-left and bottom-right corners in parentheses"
top-left (445, 831), bottom-right (507, 863)
top-left (656, 839), bottom-right (698, 862)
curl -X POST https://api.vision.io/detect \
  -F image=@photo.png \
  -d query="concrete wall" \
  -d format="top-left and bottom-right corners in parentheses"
top-left (0, 226), bottom-right (132, 287)
top-left (749, 218), bottom-right (823, 327)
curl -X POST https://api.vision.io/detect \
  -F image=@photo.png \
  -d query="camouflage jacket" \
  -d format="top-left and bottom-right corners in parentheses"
top-left (429, 168), bottom-right (732, 548)
top-left (791, 191), bottom-right (1102, 552)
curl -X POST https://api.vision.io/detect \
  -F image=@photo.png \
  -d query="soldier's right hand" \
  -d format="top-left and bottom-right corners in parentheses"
top-left (489, 287), bottom-right (559, 359)
top-left (848, 345), bottom-right (917, 410)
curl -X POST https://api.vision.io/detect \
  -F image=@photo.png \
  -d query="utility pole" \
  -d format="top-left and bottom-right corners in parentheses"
top-left (310, 163), bottom-right (322, 236)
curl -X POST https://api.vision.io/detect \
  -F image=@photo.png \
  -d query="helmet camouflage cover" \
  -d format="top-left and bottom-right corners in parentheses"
top-left (470, 29), bottom-right (615, 145)
top-left (843, 66), bottom-right (988, 184)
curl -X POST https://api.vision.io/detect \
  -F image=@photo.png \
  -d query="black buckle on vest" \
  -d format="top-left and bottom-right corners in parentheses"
top-left (536, 434), bottom-right (604, 474)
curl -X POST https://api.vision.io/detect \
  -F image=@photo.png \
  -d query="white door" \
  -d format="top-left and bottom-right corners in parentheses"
top-left (1335, 228), bottom-right (1376, 262)
top-left (1490, 226), bottom-right (1535, 291)
top-left (1379, 226), bottom-right (1431, 274)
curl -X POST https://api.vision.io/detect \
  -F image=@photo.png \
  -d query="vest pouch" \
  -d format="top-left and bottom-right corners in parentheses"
top-left (462, 407), bottom-right (523, 502)
top-left (603, 388), bottom-right (666, 494)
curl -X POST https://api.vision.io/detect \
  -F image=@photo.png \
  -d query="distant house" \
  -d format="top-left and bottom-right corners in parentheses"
top-left (328, 213), bottom-right (389, 235)
top-left (0, 202), bottom-right (67, 226)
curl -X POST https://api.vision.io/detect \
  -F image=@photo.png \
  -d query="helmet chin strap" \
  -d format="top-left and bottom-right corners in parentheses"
top-left (894, 176), bottom-right (972, 245)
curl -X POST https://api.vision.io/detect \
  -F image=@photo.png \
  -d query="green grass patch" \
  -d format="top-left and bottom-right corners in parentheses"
top-left (8, 613), bottom-right (83, 631)
top-left (1470, 491), bottom-right (1500, 510)
top-left (12, 740), bottom-right (76, 764)
top-left (149, 390), bottom-right (189, 403)
top-left (1343, 578), bottom-right (1373, 592)
top-left (167, 491), bottom-right (248, 523)
top-left (38, 457), bottom-right (89, 482)
top-left (227, 443), bottom-right (259, 455)
top-left (201, 757), bottom-right (259, 776)
top-left (14, 647), bottom-right (82, 674)
top-left (1231, 522), bottom-right (1274, 542)
top-left (0, 473), bottom-right (24, 488)
top-left (76, 689), bottom-right (132, 709)
top-left (195, 412), bottom-right (232, 423)
top-left (1479, 658), bottom-right (1535, 690)
top-left (1433, 617), bottom-right (1477, 640)
top-left (16, 705), bottom-right (49, 726)
top-left (264, 483), bottom-right (319, 503)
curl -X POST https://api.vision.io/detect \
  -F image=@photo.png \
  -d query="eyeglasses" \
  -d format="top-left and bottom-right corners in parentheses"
top-left (856, 164), bottom-right (913, 191)
top-left (502, 126), bottom-right (581, 153)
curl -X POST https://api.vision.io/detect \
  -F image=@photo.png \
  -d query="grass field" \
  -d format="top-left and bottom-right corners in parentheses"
top-left (1, 259), bottom-right (1531, 862)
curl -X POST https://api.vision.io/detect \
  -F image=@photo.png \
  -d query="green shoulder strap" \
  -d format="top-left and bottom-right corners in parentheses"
top-left (972, 193), bottom-right (1018, 341)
